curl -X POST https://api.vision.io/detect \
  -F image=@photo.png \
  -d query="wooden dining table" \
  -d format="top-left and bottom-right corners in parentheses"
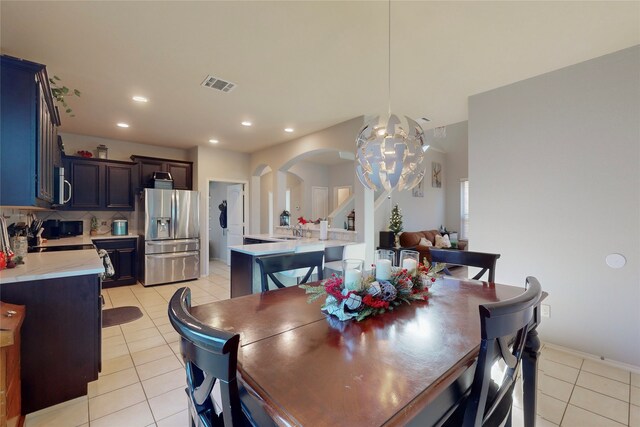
top-left (190, 277), bottom-right (543, 427)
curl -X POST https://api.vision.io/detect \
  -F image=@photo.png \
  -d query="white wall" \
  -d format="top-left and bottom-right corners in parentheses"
top-left (469, 46), bottom-right (639, 366)
top-left (192, 145), bottom-right (251, 276)
top-left (59, 133), bottom-right (189, 162)
top-left (390, 148), bottom-right (446, 232)
top-left (328, 162), bottom-right (356, 212)
top-left (208, 181), bottom-right (230, 261)
top-left (288, 161), bottom-right (329, 220)
top-left (441, 122), bottom-right (469, 234)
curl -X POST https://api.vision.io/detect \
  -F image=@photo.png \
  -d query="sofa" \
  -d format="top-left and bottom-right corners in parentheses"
top-left (399, 230), bottom-right (467, 264)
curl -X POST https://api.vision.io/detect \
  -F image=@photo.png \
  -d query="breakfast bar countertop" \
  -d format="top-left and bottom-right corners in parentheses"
top-left (230, 236), bottom-right (351, 256)
top-left (0, 249), bottom-right (103, 285)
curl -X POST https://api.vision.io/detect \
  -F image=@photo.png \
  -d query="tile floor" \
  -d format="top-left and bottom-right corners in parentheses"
top-left (24, 260), bottom-right (639, 427)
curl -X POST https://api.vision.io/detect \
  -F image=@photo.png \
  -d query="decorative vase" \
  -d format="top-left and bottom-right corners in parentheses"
top-left (394, 233), bottom-right (400, 248)
top-left (90, 230), bottom-right (97, 236)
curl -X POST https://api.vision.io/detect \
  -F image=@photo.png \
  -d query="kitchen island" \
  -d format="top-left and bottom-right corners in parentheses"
top-left (0, 249), bottom-right (104, 414)
top-left (229, 235), bottom-right (351, 297)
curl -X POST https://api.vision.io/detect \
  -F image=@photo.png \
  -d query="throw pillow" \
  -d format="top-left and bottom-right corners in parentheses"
top-left (418, 237), bottom-right (433, 247)
top-left (435, 234), bottom-right (452, 248)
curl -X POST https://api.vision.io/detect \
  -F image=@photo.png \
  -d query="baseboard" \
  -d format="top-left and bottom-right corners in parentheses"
top-left (543, 342), bottom-right (640, 374)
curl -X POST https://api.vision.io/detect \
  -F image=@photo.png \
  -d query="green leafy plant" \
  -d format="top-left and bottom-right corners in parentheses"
top-left (389, 204), bottom-right (403, 234)
top-left (48, 75), bottom-right (81, 117)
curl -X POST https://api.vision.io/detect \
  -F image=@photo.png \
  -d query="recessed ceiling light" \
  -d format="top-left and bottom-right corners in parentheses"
top-left (241, 121), bottom-right (252, 127)
top-left (132, 96), bottom-right (148, 103)
top-left (209, 139), bottom-right (219, 144)
top-left (117, 123), bottom-right (129, 128)
top-left (284, 128), bottom-right (294, 133)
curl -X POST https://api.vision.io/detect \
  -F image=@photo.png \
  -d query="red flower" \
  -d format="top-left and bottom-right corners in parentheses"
top-left (297, 216), bottom-right (308, 225)
top-left (363, 294), bottom-right (389, 309)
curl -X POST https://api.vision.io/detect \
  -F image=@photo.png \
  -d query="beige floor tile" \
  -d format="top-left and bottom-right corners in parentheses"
top-left (131, 344), bottom-right (175, 366)
top-left (127, 335), bottom-right (168, 353)
top-left (102, 334), bottom-right (126, 348)
top-left (576, 371), bottom-right (630, 402)
top-left (91, 401), bottom-right (155, 427)
top-left (162, 331), bottom-right (180, 344)
top-left (569, 386), bottom-right (628, 425)
top-left (123, 326), bottom-right (163, 343)
top-left (630, 405), bottom-right (640, 427)
top-left (537, 392), bottom-right (567, 425)
top-left (148, 387), bottom-right (188, 421)
top-left (152, 316), bottom-right (171, 327)
top-left (25, 399), bottom-right (88, 427)
top-left (102, 342), bottom-right (130, 361)
top-left (142, 368), bottom-right (185, 399)
top-left (89, 382), bottom-right (146, 420)
top-left (581, 359), bottom-right (630, 384)
top-left (541, 347), bottom-right (583, 369)
top-left (540, 372), bottom-right (574, 402)
top-left (156, 409), bottom-right (189, 427)
top-left (632, 386), bottom-right (640, 407)
top-left (100, 354), bottom-right (134, 376)
top-left (88, 367), bottom-right (139, 397)
top-left (561, 404), bottom-right (626, 427)
top-left (121, 318), bottom-right (157, 332)
top-left (157, 323), bottom-right (175, 334)
top-left (632, 373), bottom-right (640, 388)
top-left (102, 325), bottom-right (123, 339)
top-left (169, 340), bottom-right (182, 356)
top-left (541, 359), bottom-right (580, 384)
top-left (136, 354), bottom-right (182, 381)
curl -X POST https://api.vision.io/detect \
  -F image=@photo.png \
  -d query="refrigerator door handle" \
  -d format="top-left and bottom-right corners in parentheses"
top-left (146, 238), bottom-right (199, 245)
top-left (147, 251), bottom-right (198, 259)
top-left (172, 190), bottom-right (177, 239)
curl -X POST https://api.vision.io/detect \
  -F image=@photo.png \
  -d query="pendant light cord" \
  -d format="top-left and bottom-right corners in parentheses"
top-left (388, 0), bottom-right (391, 116)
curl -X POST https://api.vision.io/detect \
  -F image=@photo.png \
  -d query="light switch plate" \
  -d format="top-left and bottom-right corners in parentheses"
top-left (541, 304), bottom-right (550, 318)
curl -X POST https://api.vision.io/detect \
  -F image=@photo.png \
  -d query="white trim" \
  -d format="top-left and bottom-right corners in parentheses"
top-left (543, 342), bottom-right (640, 374)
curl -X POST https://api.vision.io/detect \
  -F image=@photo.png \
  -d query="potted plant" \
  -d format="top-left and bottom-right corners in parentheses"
top-left (90, 217), bottom-right (98, 236)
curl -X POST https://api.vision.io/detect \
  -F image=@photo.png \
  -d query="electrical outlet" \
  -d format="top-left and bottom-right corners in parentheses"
top-left (541, 304), bottom-right (550, 318)
top-left (101, 221), bottom-right (107, 226)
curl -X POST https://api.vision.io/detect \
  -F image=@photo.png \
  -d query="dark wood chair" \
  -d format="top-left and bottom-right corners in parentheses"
top-left (255, 251), bottom-right (324, 292)
top-left (429, 249), bottom-right (501, 282)
top-left (440, 276), bottom-right (543, 427)
top-left (168, 287), bottom-right (275, 427)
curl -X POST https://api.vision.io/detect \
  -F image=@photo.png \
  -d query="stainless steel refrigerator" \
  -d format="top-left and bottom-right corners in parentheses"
top-left (140, 189), bottom-right (200, 286)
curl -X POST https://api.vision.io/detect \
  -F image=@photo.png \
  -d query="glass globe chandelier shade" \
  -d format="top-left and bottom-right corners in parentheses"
top-left (356, 114), bottom-right (427, 191)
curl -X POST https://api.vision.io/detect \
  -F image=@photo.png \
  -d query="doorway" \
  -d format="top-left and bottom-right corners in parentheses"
top-left (208, 180), bottom-right (245, 266)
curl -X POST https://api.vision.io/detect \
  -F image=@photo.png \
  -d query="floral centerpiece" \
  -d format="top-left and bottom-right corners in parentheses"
top-left (301, 259), bottom-right (446, 321)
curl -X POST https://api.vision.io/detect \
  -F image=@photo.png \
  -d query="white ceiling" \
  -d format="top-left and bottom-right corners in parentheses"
top-left (1, 1), bottom-right (638, 154)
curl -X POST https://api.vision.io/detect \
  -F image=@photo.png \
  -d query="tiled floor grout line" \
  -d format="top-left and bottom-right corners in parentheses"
top-left (557, 357), bottom-right (583, 426)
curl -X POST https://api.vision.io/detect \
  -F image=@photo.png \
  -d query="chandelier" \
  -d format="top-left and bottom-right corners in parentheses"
top-left (355, 1), bottom-right (427, 192)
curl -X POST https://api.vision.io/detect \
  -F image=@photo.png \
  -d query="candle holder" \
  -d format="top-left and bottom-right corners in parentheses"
top-left (399, 250), bottom-right (420, 275)
top-left (342, 259), bottom-right (364, 291)
top-left (374, 249), bottom-right (395, 281)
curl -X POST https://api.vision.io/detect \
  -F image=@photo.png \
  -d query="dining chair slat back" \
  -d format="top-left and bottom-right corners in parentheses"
top-left (441, 276), bottom-right (543, 427)
top-left (169, 287), bottom-right (274, 427)
top-left (256, 251), bottom-right (324, 292)
top-left (429, 249), bottom-right (501, 282)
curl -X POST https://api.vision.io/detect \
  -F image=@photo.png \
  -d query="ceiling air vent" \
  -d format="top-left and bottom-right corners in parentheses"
top-left (201, 75), bottom-right (236, 93)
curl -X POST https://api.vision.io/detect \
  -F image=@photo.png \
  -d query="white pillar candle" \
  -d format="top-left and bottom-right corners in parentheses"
top-left (344, 269), bottom-right (362, 291)
top-left (375, 259), bottom-right (392, 281)
top-left (402, 259), bottom-right (417, 275)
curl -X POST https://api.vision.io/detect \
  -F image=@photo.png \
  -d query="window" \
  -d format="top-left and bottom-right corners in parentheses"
top-left (460, 179), bottom-right (469, 240)
top-left (285, 189), bottom-right (291, 212)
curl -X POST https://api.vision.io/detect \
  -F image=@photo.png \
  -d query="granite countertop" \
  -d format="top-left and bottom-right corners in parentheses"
top-left (0, 249), bottom-right (104, 285)
top-left (35, 234), bottom-right (139, 248)
top-left (230, 236), bottom-right (353, 256)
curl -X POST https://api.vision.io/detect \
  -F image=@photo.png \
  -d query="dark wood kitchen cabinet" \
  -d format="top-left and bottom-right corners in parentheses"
top-left (130, 155), bottom-right (193, 190)
top-left (0, 274), bottom-right (101, 414)
top-left (60, 156), bottom-right (135, 211)
top-left (0, 55), bottom-right (60, 209)
top-left (93, 238), bottom-right (137, 287)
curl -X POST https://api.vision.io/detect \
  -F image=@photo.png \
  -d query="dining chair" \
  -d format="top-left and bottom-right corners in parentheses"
top-left (168, 287), bottom-right (275, 427)
top-left (324, 242), bottom-right (366, 276)
top-left (277, 243), bottom-right (325, 284)
top-left (256, 250), bottom-right (324, 292)
top-left (440, 276), bottom-right (543, 427)
top-left (429, 249), bottom-right (501, 282)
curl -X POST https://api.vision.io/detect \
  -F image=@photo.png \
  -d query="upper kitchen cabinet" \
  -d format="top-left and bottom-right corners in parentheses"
top-left (0, 55), bottom-right (60, 209)
top-left (59, 155), bottom-right (136, 211)
top-left (130, 155), bottom-right (193, 190)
